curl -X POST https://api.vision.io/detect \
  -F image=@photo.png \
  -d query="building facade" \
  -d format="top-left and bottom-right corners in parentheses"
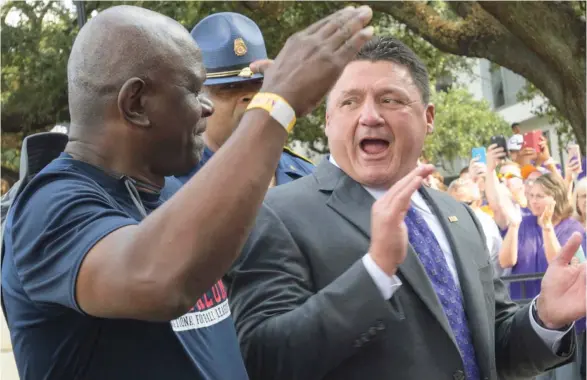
top-left (458, 59), bottom-right (570, 172)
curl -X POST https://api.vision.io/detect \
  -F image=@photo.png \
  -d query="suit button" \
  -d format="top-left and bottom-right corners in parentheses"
top-left (368, 327), bottom-right (377, 336)
top-left (360, 333), bottom-right (369, 343)
top-left (353, 339), bottom-right (362, 348)
top-left (375, 320), bottom-right (385, 331)
top-left (453, 370), bottom-right (465, 380)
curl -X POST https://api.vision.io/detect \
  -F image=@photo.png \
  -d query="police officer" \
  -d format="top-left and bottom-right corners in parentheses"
top-left (176, 12), bottom-right (315, 186)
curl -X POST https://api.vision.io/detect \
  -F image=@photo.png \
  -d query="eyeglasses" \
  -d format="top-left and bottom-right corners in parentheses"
top-left (497, 173), bottom-right (522, 181)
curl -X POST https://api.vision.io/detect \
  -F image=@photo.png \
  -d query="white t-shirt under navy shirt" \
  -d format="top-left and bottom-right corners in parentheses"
top-left (1, 153), bottom-right (248, 380)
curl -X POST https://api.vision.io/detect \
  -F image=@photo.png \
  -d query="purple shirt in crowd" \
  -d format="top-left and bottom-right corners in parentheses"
top-left (509, 215), bottom-right (585, 332)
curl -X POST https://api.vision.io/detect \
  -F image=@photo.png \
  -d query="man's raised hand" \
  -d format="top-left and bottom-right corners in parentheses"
top-left (259, 6), bottom-right (374, 117)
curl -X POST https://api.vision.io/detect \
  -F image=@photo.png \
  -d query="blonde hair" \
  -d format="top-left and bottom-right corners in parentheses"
top-left (534, 173), bottom-right (574, 221)
top-left (430, 171), bottom-right (447, 191)
top-left (573, 177), bottom-right (587, 222)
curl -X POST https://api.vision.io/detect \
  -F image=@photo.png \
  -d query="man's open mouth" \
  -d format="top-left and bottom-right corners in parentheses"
top-left (360, 138), bottom-right (391, 155)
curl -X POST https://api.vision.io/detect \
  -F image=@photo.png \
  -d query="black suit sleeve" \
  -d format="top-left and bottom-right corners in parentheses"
top-left (227, 203), bottom-right (397, 380)
top-left (463, 205), bottom-right (576, 379)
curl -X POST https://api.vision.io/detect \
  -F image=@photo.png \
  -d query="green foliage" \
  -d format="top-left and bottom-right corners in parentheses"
top-left (2, 0), bottom-right (500, 173)
top-left (1, 1), bottom-right (74, 134)
top-left (423, 87), bottom-right (510, 169)
top-left (1, 132), bottom-right (24, 172)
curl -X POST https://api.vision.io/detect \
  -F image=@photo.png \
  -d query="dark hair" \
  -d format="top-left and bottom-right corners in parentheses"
top-left (459, 167), bottom-right (469, 176)
top-left (355, 36), bottom-right (430, 104)
top-left (511, 122), bottom-right (520, 129)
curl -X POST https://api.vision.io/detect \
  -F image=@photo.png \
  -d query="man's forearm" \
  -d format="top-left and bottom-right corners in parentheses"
top-left (128, 110), bottom-right (288, 306)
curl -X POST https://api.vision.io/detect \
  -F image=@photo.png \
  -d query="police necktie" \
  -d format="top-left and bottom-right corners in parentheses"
top-left (404, 206), bottom-right (480, 380)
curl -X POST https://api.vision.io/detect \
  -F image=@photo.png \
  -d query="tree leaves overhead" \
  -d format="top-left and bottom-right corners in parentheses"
top-left (3, 0), bottom-right (560, 170)
top-left (1, 1), bottom-right (73, 135)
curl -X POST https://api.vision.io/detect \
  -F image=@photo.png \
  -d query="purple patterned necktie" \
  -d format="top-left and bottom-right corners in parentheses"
top-left (404, 206), bottom-right (480, 380)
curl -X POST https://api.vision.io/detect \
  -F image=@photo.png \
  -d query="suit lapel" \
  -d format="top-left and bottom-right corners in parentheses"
top-left (318, 161), bottom-right (458, 349)
top-left (421, 188), bottom-right (492, 375)
top-left (325, 175), bottom-right (374, 238)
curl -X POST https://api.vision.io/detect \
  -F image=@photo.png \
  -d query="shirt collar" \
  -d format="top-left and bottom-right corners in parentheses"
top-left (328, 154), bottom-right (422, 203)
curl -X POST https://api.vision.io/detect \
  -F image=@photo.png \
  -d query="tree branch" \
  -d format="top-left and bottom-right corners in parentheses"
top-left (241, 1), bottom-right (286, 16)
top-left (478, 1), bottom-right (585, 85)
top-left (446, 1), bottom-right (477, 20)
top-left (37, 1), bottom-right (56, 25)
top-left (365, 1), bottom-right (488, 56)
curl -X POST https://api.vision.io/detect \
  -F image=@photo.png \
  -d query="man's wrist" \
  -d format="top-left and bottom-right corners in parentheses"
top-left (246, 92), bottom-right (297, 133)
top-left (534, 296), bottom-right (569, 330)
top-left (368, 252), bottom-right (399, 277)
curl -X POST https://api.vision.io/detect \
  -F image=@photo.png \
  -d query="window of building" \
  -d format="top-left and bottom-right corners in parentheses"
top-left (489, 64), bottom-right (527, 109)
top-left (490, 66), bottom-right (505, 109)
top-left (435, 74), bottom-right (454, 93)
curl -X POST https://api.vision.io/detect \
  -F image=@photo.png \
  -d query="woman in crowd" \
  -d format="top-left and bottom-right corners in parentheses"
top-left (499, 173), bottom-right (584, 295)
top-left (499, 173), bottom-right (584, 380)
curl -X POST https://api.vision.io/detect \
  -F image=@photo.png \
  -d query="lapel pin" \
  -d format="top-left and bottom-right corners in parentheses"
top-left (448, 216), bottom-right (458, 223)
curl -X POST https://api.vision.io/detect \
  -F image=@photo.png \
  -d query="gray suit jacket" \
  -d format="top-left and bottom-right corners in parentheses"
top-left (227, 160), bottom-right (575, 380)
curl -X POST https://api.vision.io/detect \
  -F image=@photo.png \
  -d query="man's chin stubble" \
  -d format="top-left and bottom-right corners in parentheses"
top-left (192, 135), bottom-right (205, 163)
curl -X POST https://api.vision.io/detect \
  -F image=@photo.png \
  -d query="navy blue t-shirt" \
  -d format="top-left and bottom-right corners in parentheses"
top-left (2, 153), bottom-right (248, 380)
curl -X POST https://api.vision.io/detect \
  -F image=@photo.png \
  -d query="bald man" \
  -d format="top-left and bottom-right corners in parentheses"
top-left (1, 5), bottom-right (375, 380)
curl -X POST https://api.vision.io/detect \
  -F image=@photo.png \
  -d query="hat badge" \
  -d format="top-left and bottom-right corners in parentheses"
top-left (234, 38), bottom-right (248, 56)
top-left (237, 67), bottom-right (253, 78)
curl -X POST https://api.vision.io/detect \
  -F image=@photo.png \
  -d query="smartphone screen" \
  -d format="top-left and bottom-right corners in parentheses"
top-left (490, 135), bottom-right (508, 155)
top-left (471, 147), bottom-right (487, 164)
top-left (523, 130), bottom-right (542, 152)
top-left (568, 144), bottom-right (582, 172)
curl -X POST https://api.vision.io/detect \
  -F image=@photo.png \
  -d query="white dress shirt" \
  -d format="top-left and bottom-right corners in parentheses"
top-left (473, 208), bottom-right (510, 278)
top-left (329, 156), bottom-right (571, 353)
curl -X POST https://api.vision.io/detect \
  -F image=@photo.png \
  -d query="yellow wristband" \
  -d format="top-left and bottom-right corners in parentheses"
top-left (246, 92), bottom-right (296, 133)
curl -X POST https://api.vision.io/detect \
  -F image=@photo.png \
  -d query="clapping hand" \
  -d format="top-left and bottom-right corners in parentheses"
top-left (369, 165), bottom-right (436, 276)
top-left (538, 197), bottom-right (555, 229)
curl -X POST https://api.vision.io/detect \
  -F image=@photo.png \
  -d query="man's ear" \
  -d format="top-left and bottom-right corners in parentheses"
top-left (118, 77), bottom-right (150, 128)
top-left (425, 103), bottom-right (435, 135)
top-left (324, 110), bottom-right (332, 136)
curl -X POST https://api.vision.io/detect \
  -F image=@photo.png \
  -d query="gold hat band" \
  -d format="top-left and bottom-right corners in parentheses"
top-left (207, 67), bottom-right (254, 79)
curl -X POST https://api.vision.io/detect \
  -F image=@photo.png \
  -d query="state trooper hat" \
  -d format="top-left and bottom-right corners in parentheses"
top-left (191, 12), bottom-right (268, 86)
